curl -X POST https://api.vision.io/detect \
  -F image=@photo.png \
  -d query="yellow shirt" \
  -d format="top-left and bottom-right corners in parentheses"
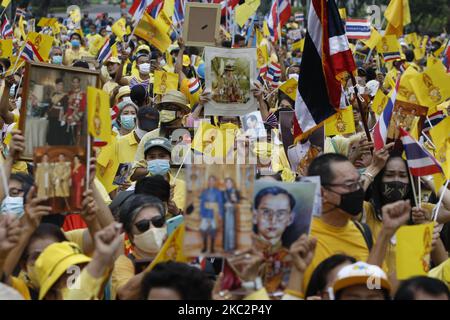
top-left (117, 131), bottom-right (139, 164)
top-left (63, 47), bottom-right (91, 66)
top-left (96, 133), bottom-right (120, 193)
top-left (64, 229), bottom-right (85, 253)
top-left (63, 267), bottom-right (109, 300)
top-left (429, 258), bottom-right (450, 288)
top-left (111, 254), bottom-right (135, 300)
top-left (302, 217), bottom-right (370, 292)
top-left (10, 276), bottom-right (31, 300)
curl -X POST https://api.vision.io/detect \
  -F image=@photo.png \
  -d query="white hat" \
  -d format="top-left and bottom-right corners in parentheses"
top-left (333, 261), bottom-right (391, 295)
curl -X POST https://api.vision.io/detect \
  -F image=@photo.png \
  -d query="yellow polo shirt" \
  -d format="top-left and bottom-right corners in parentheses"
top-left (302, 217), bottom-right (371, 292)
top-left (117, 131), bottom-right (139, 164)
top-left (429, 258), bottom-right (450, 288)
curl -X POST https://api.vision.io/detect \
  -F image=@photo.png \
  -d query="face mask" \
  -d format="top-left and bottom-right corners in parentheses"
top-left (133, 227), bottom-right (166, 256)
top-left (52, 55), bottom-right (63, 65)
top-left (288, 73), bottom-right (299, 81)
top-left (71, 39), bottom-right (80, 48)
top-left (147, 159), bottom-right (170, 176)
top-left (139, 63), bottom-right (151, 74)
top-left (160, 110), bottom-right (176, 123)
top-left (120, 115), bottom-right (136, 130)
top-left (1, 196), bottom-right (24, 218)
top-left (381, 181), bottom-right (409, 204)
top-left (326, 187), bottom-right (365, 216)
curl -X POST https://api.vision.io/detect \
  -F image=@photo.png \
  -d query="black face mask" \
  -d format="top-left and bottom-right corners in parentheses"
top-left (381, 181), bottom-right (409, 204)
top-left (330, 187), bottom-right (365, 216)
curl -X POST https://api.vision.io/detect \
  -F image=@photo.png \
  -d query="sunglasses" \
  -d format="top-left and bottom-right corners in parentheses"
top-left (134, 216), bottom-right (165, 233)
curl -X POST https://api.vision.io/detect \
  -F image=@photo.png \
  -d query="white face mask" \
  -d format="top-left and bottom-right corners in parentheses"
top-left (133, 227), bottom-right (166, 257)
top-left (15, 97), bottom-right (22, 110)
top-left (1, 196), bottom-right (24, 218)
top-left (139, 63), bottom-right (151, 74)
top-left (288, 73), bottom-right (299, 81)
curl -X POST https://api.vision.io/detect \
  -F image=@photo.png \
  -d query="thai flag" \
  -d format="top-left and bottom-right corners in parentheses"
top-left (383, 51), bottom-right (401, 62)
top-left (373, 76), bottom-right (400, 150)
top-left (265, 62), bottom-right (282, 87)
top-left (295, 13), bottom-right (304, 22)
top-left (21, 41), bottom-right (44, 62)
top-left (173, 0), bottom-right (185, 27)
top-left (422, 111), bottom-right (445, 134)
top-left (345, 18), bottom-right (371, 40)
top-left (97, 38), bottom-right (114, 64)
top-left (267, 0), bottom-right (279, 41)
top-left (189, 78), bottom-right (201, 95)
top-left (399, 128), bottom-right (442, 176)
top-left (147, 0), bottom-right (164, 19)
top-left (1, 17), bottom-right (13, 38)
top-left (129, 0), bottom-right (152, 25)
top-left (15, 8), bottom-right (26, 18)
top-left (294, 0), bottom-right (356, 136)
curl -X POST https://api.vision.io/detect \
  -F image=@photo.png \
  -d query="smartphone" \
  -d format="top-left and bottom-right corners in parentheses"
top-left (166, 215), bottom-right (184, 236)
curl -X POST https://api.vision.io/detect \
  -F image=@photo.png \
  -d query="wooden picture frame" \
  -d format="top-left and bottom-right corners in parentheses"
top-left (182, 3), bottom-right (221, 47)
top-left (19, 61), bottom-right (100, 161)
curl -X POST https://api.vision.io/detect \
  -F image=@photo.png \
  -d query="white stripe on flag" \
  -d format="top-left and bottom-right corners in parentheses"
top-left (307, 4), bottom-right (322, 58)
top-left (329, 35), bottom-right (350, 55)
top-left (295, 89), bottom-right (317, 132)
top-left (407, 157), bottom-right (436, 168)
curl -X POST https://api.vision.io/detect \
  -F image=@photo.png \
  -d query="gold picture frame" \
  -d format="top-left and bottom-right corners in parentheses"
top-left (182, 3), bottom-right (221, 47)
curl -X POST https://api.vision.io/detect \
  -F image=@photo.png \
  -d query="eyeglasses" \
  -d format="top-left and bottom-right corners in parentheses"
top-left (134, 216), bottom-right (165, 233)
top-left (323, 179), bottom-right (364, 192)
top-left (9, 188), bottom-right (24, 197)
top-left (257, 208), bottom-right (291, 221)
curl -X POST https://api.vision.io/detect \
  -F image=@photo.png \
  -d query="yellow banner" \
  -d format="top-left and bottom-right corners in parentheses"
top-left (236, 0), bottom-right (260, 27)
top-left (87, 87), bottom-right (112, 145)
top-left (396, 222), bottom-right (434, 280)
top-left (135, 13), bottom-right (171, 53)
top-left (430, 116), bottom-right (450, 179)
top-left (26, 32), bottom-right (54, 61)
top-left (0, 39), bottom-right (13, 58)
top-left (153, 70), bottom-right (179, 95)
top-left (279, 78), bottom-right (297, 101)
top-left (324, 106), bottom-right (356, 136)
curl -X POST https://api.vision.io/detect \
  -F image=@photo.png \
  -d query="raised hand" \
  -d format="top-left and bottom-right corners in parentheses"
top-left (8, 130), bottom-right (25, 161)
top-left (23, 186), bottom-right (52, 232)
top-left (382, 200), bottom-right (411, 236)
top-left (289, 234), bottom-right (317, 273)
top-left (0, 214), bottom-right (22, 258)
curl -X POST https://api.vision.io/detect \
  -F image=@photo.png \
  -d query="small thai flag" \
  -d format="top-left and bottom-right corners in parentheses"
top-left (15, 8), bottom-right (26, 17)
top-left (399, 128), bottom-right (442, 176)
top-left (294, 13), bottom-right (304, 22)
top-left (1, 17), bottom-right (13, 38)
top-left (265, 62), bottom-right (282, 87)
top-left (129, 0), bottom-right (152, 25)
top-left (422, 111), bottom-right (445, 133)
top-left (21, 41), bottom-right (44, 62)
top-left (189, 78), bottom-right (201, 95)
top-left (147, 0), bottom-right (164, 19)
top-left (373, 75), bottom-right (400, 150)
top-left (345, 18), bottom-right (371, 40)
top-left (383, 51), bottom-right (401, 62)
top-left (97, 37), bottom-right (114, 64)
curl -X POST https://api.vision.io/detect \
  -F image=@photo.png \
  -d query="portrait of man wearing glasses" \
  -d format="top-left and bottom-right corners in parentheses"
top-left (252, 186), bottom-right (296, 295)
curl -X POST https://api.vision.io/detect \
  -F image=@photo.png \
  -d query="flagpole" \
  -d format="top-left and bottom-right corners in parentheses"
top-left (434, 179), bottom-right (450, 222)
top-left (86, 135), bottom-right (91, 194)
top-left (408, 168), bottom-right (419, 208)
top-left (418, 177), bottom-right (421, 208)
top-left (350, 74), bottom-right (372, 144)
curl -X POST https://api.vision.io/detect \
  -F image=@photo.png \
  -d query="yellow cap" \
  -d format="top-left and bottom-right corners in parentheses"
top-left (35, 242), bottom-right (92, 300)
top-left (136, 44), bottom-right (151, 54)
top-left (104, 56), bottom-right (121, 65)
top-left (182, 55), bottom-right (191, 67)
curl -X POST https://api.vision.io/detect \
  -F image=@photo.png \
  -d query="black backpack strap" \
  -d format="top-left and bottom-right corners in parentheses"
top-left (353, 220), bottom-right (373, 251)
top-left (126, 62), bottom-right (133, 76)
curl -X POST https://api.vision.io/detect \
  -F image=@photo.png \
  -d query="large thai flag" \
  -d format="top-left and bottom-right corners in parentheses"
top-left (1, 16), bottom-right (13, 38)
top-left (345, 18), bottom-right (371, 40)
top-left (129, 0), bottom-right (152, 25)
top-left (373, 76), bottom-right (400, 150)
top-left (294, 0), bottom-right (356, 136)
top-left (267, 0), bottom-right (291, 42)
top-left (399, 128), bottom-right (442, 176)
top-left (21, 41), bottom-right (44, 62)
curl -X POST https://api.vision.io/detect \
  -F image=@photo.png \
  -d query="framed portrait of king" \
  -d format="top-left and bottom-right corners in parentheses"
top-left (19, 61), bottom-right (100, 161)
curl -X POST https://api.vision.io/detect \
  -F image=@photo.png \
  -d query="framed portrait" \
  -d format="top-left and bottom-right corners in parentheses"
top-left (183, 164), bottom-right (256, 257)
top-left (19, 61), bottom-right (99, 161)
top-left (250, 180), bottom-right (318, 295)
top-left (182, 3), bottom-right (221, 47)
top-left (204, 47), bottom-right (257, 116)
top-left (240, 111), bottom-right (266, 140)
top-left (113, 163), bottom-right (132, 186)
top-left (34, 146), bottom-right (87, 213)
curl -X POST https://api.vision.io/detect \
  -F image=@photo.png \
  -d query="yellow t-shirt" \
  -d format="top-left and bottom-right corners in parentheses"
top-left (64, 228), bottom-right (85, 253)
top-left (111, 254), bottom-right (135, 300)
top-left (302, 217), bottom-right (371, 292)
top-left (10, 276), bottom-right (31, 300)
top-left (96, 133), bottom-right (120, 193)
top-left (429, 258), bottom-right (450, 288)
top-left (63, 47), bottom-right (92, 66)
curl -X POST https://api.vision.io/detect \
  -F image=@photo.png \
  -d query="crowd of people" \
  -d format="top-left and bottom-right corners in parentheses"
top-left (0, 0), bottom-right (449, 301)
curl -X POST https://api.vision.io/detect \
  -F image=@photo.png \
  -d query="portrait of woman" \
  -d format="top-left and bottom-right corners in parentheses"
top-left (223, 177), bottom-right (241, 253)
top-left (70, 154), bottom-right (86, 210)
